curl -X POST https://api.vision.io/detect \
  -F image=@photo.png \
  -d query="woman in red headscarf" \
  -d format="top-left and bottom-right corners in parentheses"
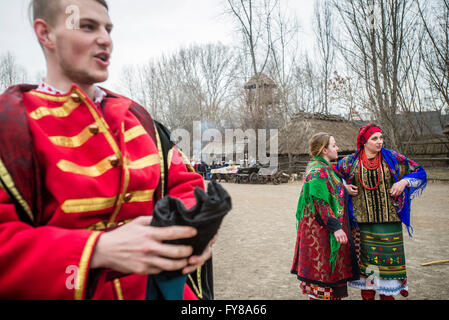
top-left (336, 123), bottom-right (427, 300)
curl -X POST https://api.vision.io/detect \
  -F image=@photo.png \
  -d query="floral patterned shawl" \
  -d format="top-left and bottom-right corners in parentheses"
top-left (296, 157), bottom-right (346, 272)
top-left (336, 148), bottom-right (427, 236)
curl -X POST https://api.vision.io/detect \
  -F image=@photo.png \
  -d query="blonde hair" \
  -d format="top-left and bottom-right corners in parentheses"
top-left (309, 132), bottom-right (332, 157)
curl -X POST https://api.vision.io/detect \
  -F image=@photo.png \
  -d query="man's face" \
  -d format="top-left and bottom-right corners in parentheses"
top-left (50, 0), bottom-right (113, 85)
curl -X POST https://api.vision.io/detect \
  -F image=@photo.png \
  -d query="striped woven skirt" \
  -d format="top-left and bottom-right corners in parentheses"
top-left (349, 222), bottom-right (408, 296)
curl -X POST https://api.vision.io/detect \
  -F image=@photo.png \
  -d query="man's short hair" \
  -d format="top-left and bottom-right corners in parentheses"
top-left (30, 0), bottom-right (109, 26)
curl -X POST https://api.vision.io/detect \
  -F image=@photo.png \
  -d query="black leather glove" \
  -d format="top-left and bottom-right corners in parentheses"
top-left (151, 180), bottom-right (232, 256)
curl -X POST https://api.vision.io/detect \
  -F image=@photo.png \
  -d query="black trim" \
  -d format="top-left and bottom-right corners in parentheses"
top-left (325, 217), bottom-right (342, 233)
top-left (153, 121), bottom-right (175, 196)
top-left (343, 186), bottom-right (361, 280)
top-left (314, 213), bottom-right (342, 233)
top-left (290, 269), bottom-right (359, 288)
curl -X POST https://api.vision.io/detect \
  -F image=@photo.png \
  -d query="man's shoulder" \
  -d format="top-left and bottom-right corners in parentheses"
top-left (100, 87), bottom-right (139, 105)
top-left (0, 84), bottom-right (39, 118)
top-left (0, 84), bottom-right (38, 101)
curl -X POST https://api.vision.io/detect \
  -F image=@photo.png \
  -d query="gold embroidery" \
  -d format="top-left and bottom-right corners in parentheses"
top-left (113, 279), bottom-right (124, 300)
top-left (75, 231), bottom-right (102, 300)
top-left (124, 125), bottom-right (147, 143)
top-left (353, 160), bottom-right (399, 223)
top-left (29, 99), bottom-right (80, 120)
top-left (155, 128), bottom-right (165, 198)
top-left (178, 149), bottom-right (195, 172)
top-left (108, 123), bottom-right (130, 225)
top-left (85, 220), bottom-right (108, 231)
top-left (29, 91), bottom-right (73, 102)
top-left (75, 88), bottom-right (121, 156)
top-left (57, 155), bottom-right (118, 177)
top-left (81, 191), bottom-right (153, 226)
top-left (187, 268), bottom-right (203, 299)
top-left (126, 154), bottom-right (160, 170)
top-left (85, 218), bottom-right (135, 230)
top-left (61, 196), bottom-right (117, 213)
top-left (128, 189), bottom-right (155, 203)
top-left (0, 158), bottom-right (34, 221)
top-left (49, 122), bottom-right (104, 148)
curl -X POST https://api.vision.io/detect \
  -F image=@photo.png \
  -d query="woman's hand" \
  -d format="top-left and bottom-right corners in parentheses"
top-left (333, 229), bottom-right (348, 244)
top-left (345, 184), bottom-right (358, 196)
top-left (389, 179), bottom-right (409, 197)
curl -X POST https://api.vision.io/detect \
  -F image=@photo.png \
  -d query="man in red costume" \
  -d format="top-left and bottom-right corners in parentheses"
top-left (0, 0), bottom-right (213, 299)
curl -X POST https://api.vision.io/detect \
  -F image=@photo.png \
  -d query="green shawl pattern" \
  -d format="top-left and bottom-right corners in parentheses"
top-left (295, 157), bottom-right (345, 272)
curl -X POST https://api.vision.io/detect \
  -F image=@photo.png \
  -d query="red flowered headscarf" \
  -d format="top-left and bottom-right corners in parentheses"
top-left (357, 122), bottom-right (382, 149)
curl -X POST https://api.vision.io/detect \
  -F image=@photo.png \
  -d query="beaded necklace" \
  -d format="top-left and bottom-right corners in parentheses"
top-left (358, 149), bottom-right (382, 190)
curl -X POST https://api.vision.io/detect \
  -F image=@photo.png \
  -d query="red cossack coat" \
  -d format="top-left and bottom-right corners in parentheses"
top-left (0, 84), bottom-right (204, 300)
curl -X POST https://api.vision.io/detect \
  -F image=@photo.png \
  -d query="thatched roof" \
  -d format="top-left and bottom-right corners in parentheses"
top-left (244, 73), bottom-right (277, 89)
top-left (270, 112), bottom-right (359, 155)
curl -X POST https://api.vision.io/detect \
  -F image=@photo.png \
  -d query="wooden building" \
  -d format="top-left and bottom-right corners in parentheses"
top-left (269, 112), bottom-right (359, 173)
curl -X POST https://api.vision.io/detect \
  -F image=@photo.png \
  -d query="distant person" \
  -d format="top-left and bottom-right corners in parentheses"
top-left (198, 161), bottom-right (208, 178)
top-left (336, 123), bottom-right (427, 300)
top-left (291, 132), bottom-right (359, 300)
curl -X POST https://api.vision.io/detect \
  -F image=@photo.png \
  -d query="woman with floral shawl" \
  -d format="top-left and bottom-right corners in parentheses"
top-left (291, 133), bottom-right (359, 300)
top-left (336, 123), bottom-right (427, 300)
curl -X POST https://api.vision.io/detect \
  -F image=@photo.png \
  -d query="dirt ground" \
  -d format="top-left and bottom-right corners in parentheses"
top-left (212, 181), bottom-right (449, 300)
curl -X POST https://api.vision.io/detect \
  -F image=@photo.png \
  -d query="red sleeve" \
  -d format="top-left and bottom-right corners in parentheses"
top-left (0, 188), bottom-right (103, 300)
top-left (166, 148), bottom-right (205, 209)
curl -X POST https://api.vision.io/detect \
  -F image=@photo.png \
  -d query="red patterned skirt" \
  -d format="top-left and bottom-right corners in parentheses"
top-left (291, 212), bottom-right (359, 299)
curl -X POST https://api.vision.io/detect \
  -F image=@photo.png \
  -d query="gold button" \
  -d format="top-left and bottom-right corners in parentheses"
top-left (109, 155), bottom-right (120, 167)
top-left (124, 193), bottom-right (133, 202)
top-left (89, 124), bottom-right (99, 135)
top-left (71, 93), bottom-right (81, 103)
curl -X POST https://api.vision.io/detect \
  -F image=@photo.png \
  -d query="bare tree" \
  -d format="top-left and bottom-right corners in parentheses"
top-left (267, 1), bottom-right (300, 118)
top-left (0, 52), bottom-right (28, 92)
top-left (416, 0), bottom-right (449, 112)
top-left (196, 43), bottom-right (240, 127)
top-left (225, 0), bottom-right (281, 161)
top-left (291, 54), bottom-right (322, 114)
top-left (314, 0), bottom-right (336, 115)
top-left (119, 43), bottom-right (240, 158)
top-left (225, 0), bottom-right (277, 79)
top-left (328, 71), bottom-right (363, 120)
top-left (332, 0), bottom-right (422, 151)
top-left (266, 0), bottom-right (301, 170)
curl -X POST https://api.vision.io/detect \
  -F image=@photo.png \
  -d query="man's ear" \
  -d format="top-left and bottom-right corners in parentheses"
top-left (34, 19), bottom-right (55, 50)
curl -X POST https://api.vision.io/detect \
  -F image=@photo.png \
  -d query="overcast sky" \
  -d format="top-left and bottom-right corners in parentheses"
top-left (0, 0), bottom-right (316, 91)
